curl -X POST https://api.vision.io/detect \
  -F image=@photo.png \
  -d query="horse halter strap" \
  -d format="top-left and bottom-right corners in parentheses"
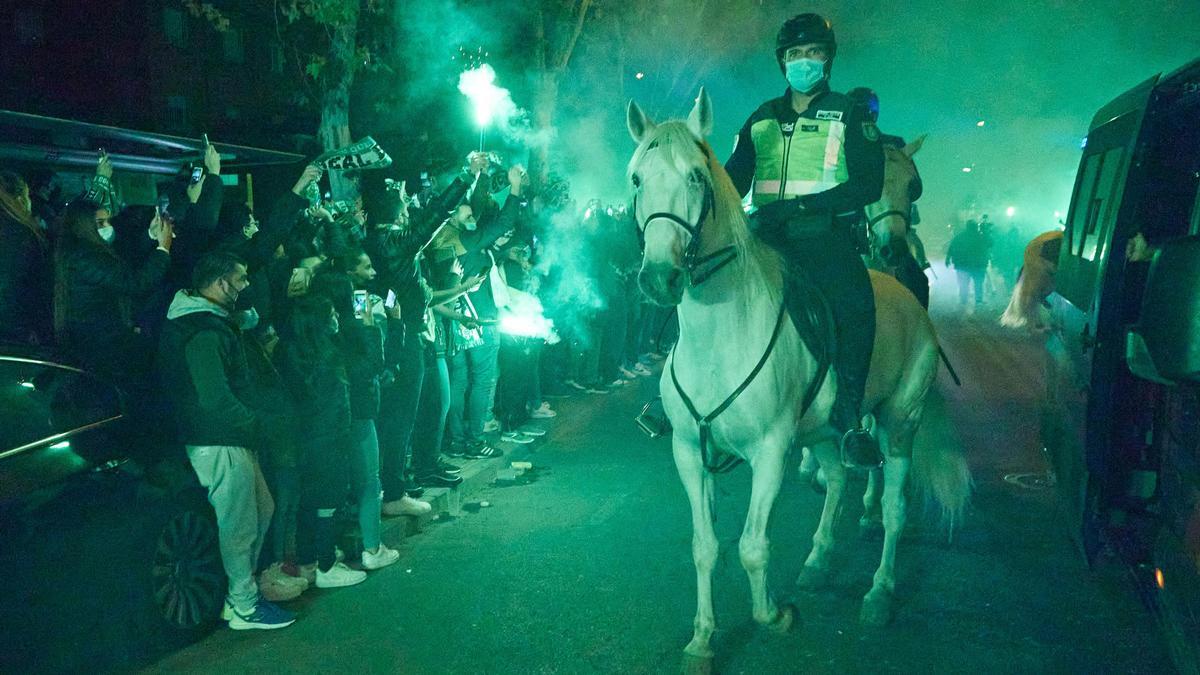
top-left (634, 178), bottom-right (738, 288)
top-left (867, 208), bottom-right (910, 231)
top-left (669, 302), bottom-right (788, 474)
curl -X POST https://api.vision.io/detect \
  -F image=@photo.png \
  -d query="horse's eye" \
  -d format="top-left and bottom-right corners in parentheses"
top-left (631, 174), bottom-right (642, 189)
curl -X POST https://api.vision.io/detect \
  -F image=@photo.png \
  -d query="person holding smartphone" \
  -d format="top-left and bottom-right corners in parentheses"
top-left (311, 250), bottom-right (401, 571)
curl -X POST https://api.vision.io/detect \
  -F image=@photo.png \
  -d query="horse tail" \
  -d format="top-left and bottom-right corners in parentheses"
top-left (911, 429), bottom-right (972, 538)
top-left (999, 267), bottom-right (1031, 329)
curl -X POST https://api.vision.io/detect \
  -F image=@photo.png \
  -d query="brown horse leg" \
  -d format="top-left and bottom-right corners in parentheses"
top-left (673, 439), bottom-right (718, 662)
top-left (798, 440), bottom-right (845, 589)
top-left (741, 444), bottom-right (793, 632)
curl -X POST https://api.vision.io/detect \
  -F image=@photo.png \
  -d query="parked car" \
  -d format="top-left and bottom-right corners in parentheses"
top-left (1043, 56), bottom-right (1200, 672)
top-left (0, 346), bottom-right (225, 673)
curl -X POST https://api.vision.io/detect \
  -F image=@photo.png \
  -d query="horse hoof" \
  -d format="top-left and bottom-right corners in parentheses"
top-left (860, 590), bottom-right (894, 627)
top-left (764, 604), bottom-right (795, 635)
top-left (681, 653), bottom-right (714, 675)
top-left (858, 517), bottom-right (884, 541)
top-left (796, 565), bottom-right (832, 590)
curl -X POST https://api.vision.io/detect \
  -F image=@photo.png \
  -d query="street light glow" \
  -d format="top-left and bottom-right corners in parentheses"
top-left (976, 120), bottom-right (986, 127)
top-left (635, 72), bottom-right (645, 80)
top-left (1006, 206), bottom-right (1016, 217)
top-left (962, 167), bottom-right (972, 172)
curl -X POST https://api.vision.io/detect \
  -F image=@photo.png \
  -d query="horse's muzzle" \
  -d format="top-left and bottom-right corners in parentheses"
top-left (639, 263), bottom-right (686, 306)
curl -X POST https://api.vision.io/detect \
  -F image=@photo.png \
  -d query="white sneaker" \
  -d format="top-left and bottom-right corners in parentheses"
top-left (382, 495), bottom-right (432, 517)
top-left (362, 543), bottom-right (400, 570)
top-left (632, 363), bottom-right (652, 377)
top-left (482, 419), bottom-right (501, 433)
top-left (263, 562), bottom-right (309, 590)
top-left (258, 574), bottom-right (303, 602)
top-left (501, 431), bottom-right (535, 444)
top-left (529, 402), bottom-right (557, 419)
top-left (618, 366), bottom-right (638, 379)
top-left (315, 562), bottom-right (367, 588)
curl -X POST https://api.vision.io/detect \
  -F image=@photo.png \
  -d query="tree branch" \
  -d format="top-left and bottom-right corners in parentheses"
top-left (556, 0), bottom-right (593, 73)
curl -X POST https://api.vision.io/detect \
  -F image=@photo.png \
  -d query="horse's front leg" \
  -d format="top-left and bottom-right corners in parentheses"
top-left (861, 454), bottom-right (911, 626)
top-left (673, 438), bottom-right (719, 669)
top-left (741, 441), bottom-right (794, 632)
top-left (797, 439), bottom-right (846, 589)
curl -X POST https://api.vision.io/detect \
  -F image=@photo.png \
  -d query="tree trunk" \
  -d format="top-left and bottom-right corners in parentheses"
top-left (530, 70), bottom-right (558, 190)
top-left (319, 4), bottom-right (360, 201)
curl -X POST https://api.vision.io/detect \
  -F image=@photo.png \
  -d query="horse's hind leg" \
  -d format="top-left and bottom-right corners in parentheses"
top-left (741, 444), bottom-right (793, 632)
top-left (798, 439), bottom-right (845, 589)
top-left (861, 432), bottom-right (910, 627)
top-left (673, 440), bottom-right (719, 666)
top-left (859, 468), bottom-right (884, 540)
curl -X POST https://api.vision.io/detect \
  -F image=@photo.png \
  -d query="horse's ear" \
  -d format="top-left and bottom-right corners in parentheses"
top-left (687, 87), bottom-right (714, 139)
top-left (627, 100), bottom-right (656, 143)
top-left (902, 134), bottom-right (927, 158)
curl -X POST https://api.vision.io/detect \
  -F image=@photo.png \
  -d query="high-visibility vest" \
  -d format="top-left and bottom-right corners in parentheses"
top-left (750, 116), bottom-right (849, 207)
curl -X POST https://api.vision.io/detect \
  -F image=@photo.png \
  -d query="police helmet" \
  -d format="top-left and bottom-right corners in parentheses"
top-left (776, 13), bottom-right (837, 61)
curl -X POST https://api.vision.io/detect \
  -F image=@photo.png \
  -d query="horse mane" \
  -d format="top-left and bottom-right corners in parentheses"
top-left (628, 121), bottom-right (783, 303)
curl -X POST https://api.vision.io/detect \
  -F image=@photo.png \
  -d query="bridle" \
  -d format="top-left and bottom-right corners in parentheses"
top-left (632, 161), bottom-right (738, 287)
top-left (866, 207), bottom-right (911, 233)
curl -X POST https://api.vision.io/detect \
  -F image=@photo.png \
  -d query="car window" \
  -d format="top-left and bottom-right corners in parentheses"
top-left (0, 358), bottom-right (121, 458)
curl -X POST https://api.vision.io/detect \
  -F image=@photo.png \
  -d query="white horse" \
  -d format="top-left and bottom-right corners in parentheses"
top-left (628, 89), bottom-right (970, 672)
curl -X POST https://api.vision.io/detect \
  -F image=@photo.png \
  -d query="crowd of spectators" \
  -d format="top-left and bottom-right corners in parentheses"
top-left (0, 146), bottom-right (672, 630)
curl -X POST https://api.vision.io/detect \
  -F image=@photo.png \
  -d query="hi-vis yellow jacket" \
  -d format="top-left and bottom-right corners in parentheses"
top-left (725, 83), bottom-right (883, 218)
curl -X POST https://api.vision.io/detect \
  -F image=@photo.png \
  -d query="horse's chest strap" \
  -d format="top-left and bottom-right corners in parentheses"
top-left (670, 302), bottom-right (788, 474)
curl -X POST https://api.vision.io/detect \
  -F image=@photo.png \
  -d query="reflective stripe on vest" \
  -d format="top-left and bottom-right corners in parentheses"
top-left (750, 117), bottom-right (849, 206)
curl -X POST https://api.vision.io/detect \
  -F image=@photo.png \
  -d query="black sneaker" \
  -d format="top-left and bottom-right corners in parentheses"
top-left (444, 444), bottom-right (466, 458)
top-left (463, 443), bottom-right (504, 459)
top-left (438, 458), bottom-right (463, 475)
top-left (404, 486), bottom-right (426, 499)
top-left (416, 471), bottom-right (463, 488)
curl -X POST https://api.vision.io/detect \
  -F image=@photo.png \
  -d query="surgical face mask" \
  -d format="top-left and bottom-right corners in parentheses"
top-left (97, 225), bottom-right (115, 243)
top-left (785, 58), bottom-right (826, 94)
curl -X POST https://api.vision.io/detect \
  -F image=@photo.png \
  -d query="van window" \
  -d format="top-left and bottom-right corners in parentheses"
top-left (1081, 147), bottom-right (1126, 262)
top-left (1068, 152), bottom-right (1102, 256)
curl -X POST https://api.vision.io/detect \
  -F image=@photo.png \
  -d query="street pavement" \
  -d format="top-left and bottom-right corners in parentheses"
top-left (146, 294), bottom-right (1171, 674)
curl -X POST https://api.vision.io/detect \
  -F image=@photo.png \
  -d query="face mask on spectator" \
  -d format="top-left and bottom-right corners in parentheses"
top-left (97, 224), bottom-right (115, 243)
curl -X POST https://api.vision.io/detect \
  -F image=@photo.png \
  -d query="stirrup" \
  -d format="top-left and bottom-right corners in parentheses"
top-left (839, 415), bottom-right (883, 469)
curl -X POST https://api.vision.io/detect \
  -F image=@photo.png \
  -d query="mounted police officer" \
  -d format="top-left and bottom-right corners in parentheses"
top-left (725, 12), bottom-right (885, 465)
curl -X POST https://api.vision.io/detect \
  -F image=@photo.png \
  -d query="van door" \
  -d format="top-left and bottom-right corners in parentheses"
top-left (1045, 78), bottom-right (1156, 562)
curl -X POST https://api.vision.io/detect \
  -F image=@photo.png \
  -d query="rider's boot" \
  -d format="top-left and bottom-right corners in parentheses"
top-left (833, 382), bottom-right (882, 469)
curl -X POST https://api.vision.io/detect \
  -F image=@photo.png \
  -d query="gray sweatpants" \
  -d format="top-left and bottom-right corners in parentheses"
top-left (186, 445), bottom-right (274, 613)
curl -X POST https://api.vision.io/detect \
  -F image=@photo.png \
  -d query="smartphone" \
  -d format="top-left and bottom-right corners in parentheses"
top-left (384, 290), bottom-right (397, 309)
top-left (353, 290), bottom-right (369, 318)
top-left (189, 166), bottom-right (204, 184)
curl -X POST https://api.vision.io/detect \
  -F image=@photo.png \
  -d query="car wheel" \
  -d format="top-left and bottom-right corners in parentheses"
top-left (151, 507), bottom-right (224, 630)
